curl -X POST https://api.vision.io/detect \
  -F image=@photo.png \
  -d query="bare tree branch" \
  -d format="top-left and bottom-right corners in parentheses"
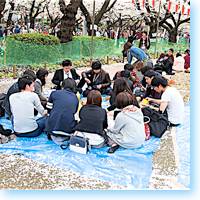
top-left (105, 0), bottom-right (117, 12)
top-left (162, 19), bottom-right (173, 30)
top-left (79, 0), bottom-right (92, 23)
top-left (59, 0), bottom-right (66, 14)
top-left (161, 24), bottom-right (171, 32)
top-left (178, 17), bottom-right (190, 26)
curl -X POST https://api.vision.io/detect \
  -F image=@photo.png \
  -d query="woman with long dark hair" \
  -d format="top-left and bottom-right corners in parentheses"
top-left (108, 78), bottom-right (139, 112)
top-left (35, 68), bottom-right (49, 107)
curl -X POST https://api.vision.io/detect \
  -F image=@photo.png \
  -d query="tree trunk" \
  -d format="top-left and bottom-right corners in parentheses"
top-left (59, 0), bottom-right (81, 43)
top-left (0, 0), bottom-right (6, 21)
top-left (168, 30), bottom-right (178, 43)
top-left (80, 0), bottom-right (117, 36)
top-left (30, 17), bottom-right (35, 29)
top-left (6, 2), bottom-right (15, 27)
top-left (7, 13), bottom-right (13, 27)
top-left (60, 15), bottom-right (75, 42)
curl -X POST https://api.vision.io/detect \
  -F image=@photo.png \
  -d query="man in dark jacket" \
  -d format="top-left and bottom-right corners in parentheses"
top-left (52, 59), bottom-right (80, 90)
top-left (156, 49), bottom-right (175, 75)
top-left (78, 60), bottom-right (111, 97)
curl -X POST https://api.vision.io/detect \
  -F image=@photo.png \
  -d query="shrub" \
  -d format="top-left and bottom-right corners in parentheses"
top-left (7, 33), bottom-right (60, 45)
top-left (73, 36), bottom-right (112, 41)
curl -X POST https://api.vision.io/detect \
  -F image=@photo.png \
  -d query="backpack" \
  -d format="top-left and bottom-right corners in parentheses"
top-left (0, 93), bottom-right (6, 117)
top-left (142, 107), bottom-right (169, 138)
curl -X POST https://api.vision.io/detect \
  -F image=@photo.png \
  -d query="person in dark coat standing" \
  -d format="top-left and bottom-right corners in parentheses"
top-left (52, 59), bottom-right (80, 90)
top-left (74, 90), bottom-right (108, 148)
top-left (138, 31), bottom-right (150, 52)
top-left (46, 78), bottom-right (79, 135)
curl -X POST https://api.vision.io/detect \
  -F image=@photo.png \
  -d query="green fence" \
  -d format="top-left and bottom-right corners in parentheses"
top-left (0, 37), bottom-right (189, 67)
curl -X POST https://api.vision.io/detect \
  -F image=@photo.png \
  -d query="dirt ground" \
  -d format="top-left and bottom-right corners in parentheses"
top-left (0, 62), bottom-right (190, 189)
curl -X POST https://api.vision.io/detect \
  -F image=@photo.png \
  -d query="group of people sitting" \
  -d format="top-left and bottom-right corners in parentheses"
top-left (123, 31), bottom-right (190, 75)
top-left (155, 48), bottom-right (190, 74)
top-left (0, 53), bottom-right (185, 153)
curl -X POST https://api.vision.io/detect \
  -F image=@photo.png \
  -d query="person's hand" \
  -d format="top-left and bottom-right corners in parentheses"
top-left (146, 97), bottom-right (153, 102)
top-left (75, 80), bottom-right (80, 85)
top-left (96, 84), bottom-right (102, 89)
top-left (85, 78), bottom-right (91, 84)
top-left (141, 86), bottom-right (146, 91)
top-left (43, 110), bottom-right (48, 116)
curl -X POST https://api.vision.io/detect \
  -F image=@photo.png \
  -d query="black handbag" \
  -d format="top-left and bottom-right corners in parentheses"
top-left (142, 107), bottom-right (169, 138)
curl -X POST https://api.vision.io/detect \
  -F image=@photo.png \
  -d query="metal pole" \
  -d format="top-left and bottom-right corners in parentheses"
top-left (91, 0), bottom-right (95, 62)
top-left (154, 0), bottom-right (161, 58)
top-left (4, 39), bottom-right (6, 67)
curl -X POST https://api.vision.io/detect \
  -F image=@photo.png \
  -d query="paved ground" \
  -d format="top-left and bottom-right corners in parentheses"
top-left (0, 62), bottom-right (190, 189)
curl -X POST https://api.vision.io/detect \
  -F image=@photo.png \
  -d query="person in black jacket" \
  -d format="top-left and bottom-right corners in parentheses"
top-left (74, 90), bottom-right (108, 148)
top-left (143, 70), bottom-right (162, 100)
top-left (138, 31), bottom-right (150, 52)
top-left (78, 60), bottom-right (111, 97)
top-left (52, 59), bottom-right (80, 90)
top-left (155, 49), bottom-right (175, 75)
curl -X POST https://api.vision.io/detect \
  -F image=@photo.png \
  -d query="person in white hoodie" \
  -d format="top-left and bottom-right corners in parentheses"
top-left (106, 91), bottom-right (145, 153)
top-left (172, 53), bottom-right (185, 72)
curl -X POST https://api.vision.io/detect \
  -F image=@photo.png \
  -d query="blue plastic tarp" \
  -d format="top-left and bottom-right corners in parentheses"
top-left (0, 116), bottom-right (160, 189)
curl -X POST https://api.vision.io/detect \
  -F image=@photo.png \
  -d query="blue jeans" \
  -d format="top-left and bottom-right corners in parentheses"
top-left (15, 117), bottom-right (46, 138)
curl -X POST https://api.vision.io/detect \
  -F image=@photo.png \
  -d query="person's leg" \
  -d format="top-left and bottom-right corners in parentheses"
top-left (15, 117), bottom-right (47, 137)
top-left (36, 116), bottom-right (46, 133)
top-left (15, 128), bottom-right (42, 137)
top-left (77, 78), bottom-right (86, 89)
top-left (15, 117), bottom-right (46, 137)
top-left (106, 136), bottom-right (119, 153)
top-left (127, 50), bottom-right (132, 64)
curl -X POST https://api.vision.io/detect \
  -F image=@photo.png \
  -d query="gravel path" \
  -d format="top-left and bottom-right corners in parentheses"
top-left (0, 62), bottom-right (190, 189)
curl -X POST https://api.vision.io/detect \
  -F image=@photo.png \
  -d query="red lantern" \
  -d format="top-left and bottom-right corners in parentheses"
top-left (152, 0), bottom-right (155, 9)
top-left (182, 5), bottom-right (185, 15)
top-left (142, 0), bottom-right (145, 9)
top-left (175, 4), bottom-right (179, 13)
top-left (168, 1), bottom-right (172, 13)
top-left (187, 8), bottom-right (190, 17)
top-left (132, 0), bottom-right (134, 8)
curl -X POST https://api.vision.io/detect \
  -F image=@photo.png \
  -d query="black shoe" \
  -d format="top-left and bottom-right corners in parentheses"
top-left (47, 133), bottom-right (52, 140)
top-left (107, 145), bottom-right (119, 153)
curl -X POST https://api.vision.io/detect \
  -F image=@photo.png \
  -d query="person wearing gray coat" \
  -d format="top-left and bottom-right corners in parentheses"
top-left (107, 92), bottom-right (145, 153)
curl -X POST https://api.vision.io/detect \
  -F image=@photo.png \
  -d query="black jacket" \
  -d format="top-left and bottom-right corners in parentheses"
top-left (74, 104), bottom-right (108, 136)
top-left (3, 82), bottom-right (19, 118)
top-left (78, 69), bottom-right (111, 93)
top-left (52, 68), bottom-right (80, 90)
top-left (139, 38), bottom-right (150, 50)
